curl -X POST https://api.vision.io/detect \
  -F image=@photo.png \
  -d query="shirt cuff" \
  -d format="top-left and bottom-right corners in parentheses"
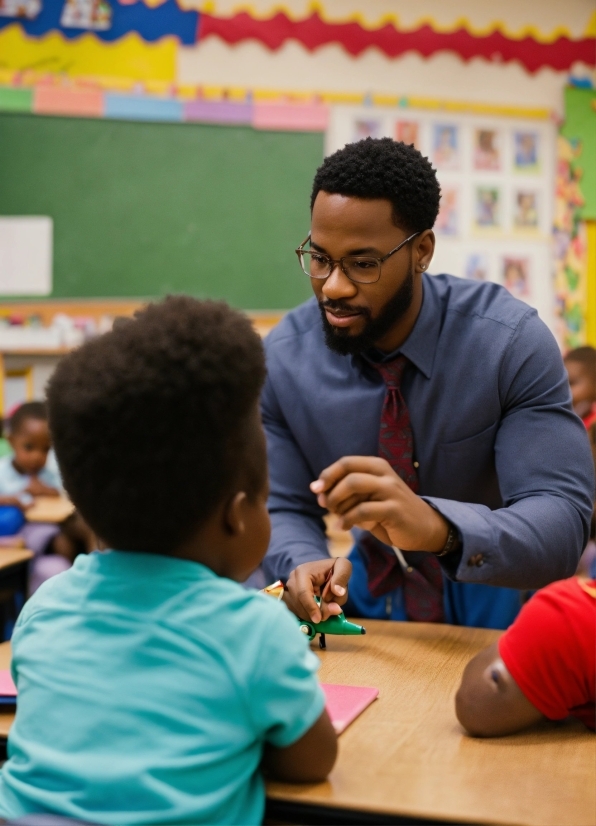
top-left (421, 496), bottom-right (495, 582)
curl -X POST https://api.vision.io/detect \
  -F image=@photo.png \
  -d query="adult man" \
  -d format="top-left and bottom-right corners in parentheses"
top-left (261, 138), bottom-right (594, 628)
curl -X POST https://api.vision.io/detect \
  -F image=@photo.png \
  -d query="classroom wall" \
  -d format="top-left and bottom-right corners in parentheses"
top-left (0, 0), bottom-right (594, 333)
top-left (180, 0), bottom-right (596, 115)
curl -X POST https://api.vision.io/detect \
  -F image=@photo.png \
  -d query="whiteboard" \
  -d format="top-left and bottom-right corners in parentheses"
top-left (0, 216), bottom-right (53, 295)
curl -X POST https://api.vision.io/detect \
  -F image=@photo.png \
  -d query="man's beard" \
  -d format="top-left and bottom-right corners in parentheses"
top-left (318, 266), bottom-right (415, 356)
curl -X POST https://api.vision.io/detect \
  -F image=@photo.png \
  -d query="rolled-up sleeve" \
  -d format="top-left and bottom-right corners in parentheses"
top-left (424, 309), bottom-right (595, 589)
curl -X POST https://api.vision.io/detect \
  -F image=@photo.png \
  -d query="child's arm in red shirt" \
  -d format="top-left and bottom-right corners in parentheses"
top-left (455, 642), bottom-right (544, 737)
top-left (456, 578), bottom-right (596, 737)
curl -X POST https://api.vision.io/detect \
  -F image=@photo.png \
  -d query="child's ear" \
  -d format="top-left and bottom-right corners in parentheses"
top-left (223, 491), bottom-right (248, 536)
top-left (7, 435), bottom-right (15, 451)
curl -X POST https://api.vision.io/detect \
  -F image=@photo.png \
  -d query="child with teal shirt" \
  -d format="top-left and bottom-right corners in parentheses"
top-left (0, 297), bottom-right (337, 825)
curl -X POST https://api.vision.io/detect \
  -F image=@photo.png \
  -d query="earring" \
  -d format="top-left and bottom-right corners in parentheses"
top-left (421, 264), bottom-right (426, 270)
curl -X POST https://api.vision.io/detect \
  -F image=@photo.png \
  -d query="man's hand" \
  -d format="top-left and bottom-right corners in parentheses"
top-left (310, 456), bottom-right (449, 553)
top-left (283, 557), bottom-right (352, 623)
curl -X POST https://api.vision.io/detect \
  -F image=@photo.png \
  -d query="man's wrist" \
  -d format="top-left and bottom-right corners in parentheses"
top-left (434, 522), bottom-right (461, 558)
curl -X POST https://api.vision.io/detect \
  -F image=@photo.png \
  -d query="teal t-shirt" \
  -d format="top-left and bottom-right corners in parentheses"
top-left (0, 551), bottom-right (326, 825)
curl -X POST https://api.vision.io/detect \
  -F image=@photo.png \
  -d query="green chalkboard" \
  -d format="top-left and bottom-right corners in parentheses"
top-left (0, 112), bottom-right (324, 309)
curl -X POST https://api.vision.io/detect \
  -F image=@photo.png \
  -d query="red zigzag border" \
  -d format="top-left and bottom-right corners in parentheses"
top-left (199, 11), bottom-right (596, 75)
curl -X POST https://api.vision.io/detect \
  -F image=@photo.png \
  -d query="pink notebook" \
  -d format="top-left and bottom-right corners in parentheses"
top-left (0, 671), bottom-right (16, 697)
top-left (321, 683), bottom-right (378, 734)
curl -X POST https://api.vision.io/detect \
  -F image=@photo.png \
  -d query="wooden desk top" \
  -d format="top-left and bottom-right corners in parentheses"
top-left (26, 496), bottom-right (75, 524)
top-left (267, 621), bottom-right (596, 826)
top-left (0, 548), bottom-right (33, 571)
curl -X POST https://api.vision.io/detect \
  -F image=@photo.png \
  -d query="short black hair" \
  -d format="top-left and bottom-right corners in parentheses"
top-left (47, 296), bottom-right (266, 554)
top-left (565, 345), bottom-right (596, 375)
top-left (10, 401), bottom-right (48, 435)
top-left (311, 137), bottom-right (441, 232)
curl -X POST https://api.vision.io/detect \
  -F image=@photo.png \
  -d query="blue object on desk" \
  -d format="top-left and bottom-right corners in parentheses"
top-left (0, 506), bottom-right (25, 536)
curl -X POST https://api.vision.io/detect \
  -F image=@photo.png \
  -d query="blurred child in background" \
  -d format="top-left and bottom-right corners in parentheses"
top-left (564, 346), bottom-right (596, 577)
top-left (0, 401), bottom-right (93, 591)
top-left (565, 345), bottom-right (596, 429)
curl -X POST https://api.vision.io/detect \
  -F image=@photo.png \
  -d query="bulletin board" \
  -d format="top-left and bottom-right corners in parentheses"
top-left (0, 112), bottom-right (322, 309)
top-left (327, 107), bottom-right (556, 331)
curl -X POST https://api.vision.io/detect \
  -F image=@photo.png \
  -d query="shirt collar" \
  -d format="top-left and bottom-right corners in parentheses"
top-left (360, 275), bottom-right (440, 380)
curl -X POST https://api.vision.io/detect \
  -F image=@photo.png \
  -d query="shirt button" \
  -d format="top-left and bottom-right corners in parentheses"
top-left (468, 553), bottom-right (485, 567)
top-left (413, 461), bottom-right (420, 468)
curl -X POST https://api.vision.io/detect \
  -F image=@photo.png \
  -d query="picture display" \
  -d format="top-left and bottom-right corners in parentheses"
top-left (326, 107), bottom-right (556, 331)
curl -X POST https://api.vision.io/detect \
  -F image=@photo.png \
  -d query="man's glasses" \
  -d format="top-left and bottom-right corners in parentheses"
top-left (295, 232), bottom-right (420, 285)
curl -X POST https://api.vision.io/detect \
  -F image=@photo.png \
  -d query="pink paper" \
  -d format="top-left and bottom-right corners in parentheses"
top-left (321, 683), bottom-right (378, 734)
top-left (0, 671), bottom-right (16, 697)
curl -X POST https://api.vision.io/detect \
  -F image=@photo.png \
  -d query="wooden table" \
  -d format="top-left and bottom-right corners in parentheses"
top-left (266, 621), bottom-right (596, 826)
top-left (25, 496), bottom-right (74, 524)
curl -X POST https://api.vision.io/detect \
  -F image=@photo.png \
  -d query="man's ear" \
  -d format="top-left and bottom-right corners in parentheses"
top-left (223, 491), bottom-right (248, 537)
top-left (416, 229), bottom-right (435, 271)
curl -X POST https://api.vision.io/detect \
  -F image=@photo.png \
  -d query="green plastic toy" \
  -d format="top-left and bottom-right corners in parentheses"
top-left (297, 598), bottom-right (366, 650)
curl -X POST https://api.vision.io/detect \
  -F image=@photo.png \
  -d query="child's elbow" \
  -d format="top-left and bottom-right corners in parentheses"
top-left (455, 683), bottom-right (494, 737)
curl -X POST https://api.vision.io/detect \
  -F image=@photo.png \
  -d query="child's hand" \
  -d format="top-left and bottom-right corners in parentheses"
top-left (26, 477), bottom-right (60, 497)
top-left (0, 495), bottom-right (31, 511)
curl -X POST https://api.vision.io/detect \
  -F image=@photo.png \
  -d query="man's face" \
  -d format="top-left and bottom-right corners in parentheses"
top-left (309, 192), bottom-right (429, 355)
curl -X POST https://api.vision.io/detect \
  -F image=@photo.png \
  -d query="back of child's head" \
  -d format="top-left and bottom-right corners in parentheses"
top-left (9, 401), bottom-right (48, 436)
top-left (47, 296), bottom-right (266, 555)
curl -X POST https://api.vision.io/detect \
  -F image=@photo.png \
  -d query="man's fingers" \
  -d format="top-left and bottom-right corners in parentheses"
top-left (323, 473), bottom-right (394, 514)
top-left (339, 501), bottom-right (395, 532)
top-left (328, 557), bottom-right (352, 603)
top-left (311, 456), bottom-right (392, 495)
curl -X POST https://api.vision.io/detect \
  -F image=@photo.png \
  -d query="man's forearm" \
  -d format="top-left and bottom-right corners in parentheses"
top-left (423, 494), bottom-right (587, 589)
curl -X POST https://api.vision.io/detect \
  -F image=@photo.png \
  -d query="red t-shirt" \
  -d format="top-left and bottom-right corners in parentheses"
top-left (499, 577), bottom-right (596, 730)
top-left (583, 403), bottom-right (596, 430)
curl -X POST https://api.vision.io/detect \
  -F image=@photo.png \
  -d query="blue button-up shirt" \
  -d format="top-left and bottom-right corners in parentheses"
top-left (261, 274), bottom-right (594, 598)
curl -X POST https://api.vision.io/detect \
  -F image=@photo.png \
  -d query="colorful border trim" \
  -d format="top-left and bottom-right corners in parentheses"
top-left (0, 81), bottom-right (554, 128)
top-left (198, 10), bottom-right (596, 74)
top-left (196, 4), bottom-right (596, 44)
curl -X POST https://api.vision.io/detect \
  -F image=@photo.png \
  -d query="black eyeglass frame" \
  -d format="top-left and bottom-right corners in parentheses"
top-left (295, 231), bottom-right (421, 285)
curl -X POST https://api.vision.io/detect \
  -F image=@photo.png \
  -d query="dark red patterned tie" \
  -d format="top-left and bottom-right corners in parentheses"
top-left (361, 355), bottom-right (444, 622)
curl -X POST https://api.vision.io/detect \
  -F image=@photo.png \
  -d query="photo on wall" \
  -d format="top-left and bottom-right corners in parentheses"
top-left (435, 187), bottom-right (459, 236)
top-left (0, 0), bottom-right (41, 17)
top-left (474, 129), bottom-right (501, 171)
top-left (353, 119), bottom-right (382, 142)
top-left (465, 253), bottom-right (490, 282)
top-left (514, 190), bottom-right (539, 230)
top-left (474, 186), bottom-right (501, 229)
top-left (502, 256), bottom-right (530, 298)
top-left (395, 120), bottom-right (420, 149)
top-left (432, 124), bottom-right (459, 170)
top-left (513, 131), bottom-right (540, 172)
